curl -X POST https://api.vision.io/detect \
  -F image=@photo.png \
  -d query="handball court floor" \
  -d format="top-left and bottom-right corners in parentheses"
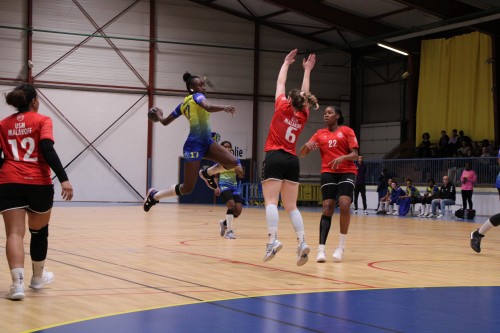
top-left (0, 203), bottom-right (499, 333)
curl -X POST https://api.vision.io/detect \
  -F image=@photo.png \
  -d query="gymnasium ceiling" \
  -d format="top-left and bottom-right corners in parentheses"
top-left (190, 0), bottom-right (500, 54)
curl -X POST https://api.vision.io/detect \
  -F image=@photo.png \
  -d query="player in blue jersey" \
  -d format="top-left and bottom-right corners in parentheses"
top-left (144, 72), bottom-right (238, 211)
top-left (214, 141), bottom-right (245, 239)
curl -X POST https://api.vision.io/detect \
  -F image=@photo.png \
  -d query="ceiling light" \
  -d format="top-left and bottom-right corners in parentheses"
top-left (377, 43), bottom-right (409, 56)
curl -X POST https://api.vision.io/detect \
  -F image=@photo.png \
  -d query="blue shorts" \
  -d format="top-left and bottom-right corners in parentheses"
top-left (183, 138), bottom-right (214, 161)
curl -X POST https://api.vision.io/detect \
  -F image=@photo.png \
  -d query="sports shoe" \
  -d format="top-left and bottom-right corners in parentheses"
top-left (436, 214), bottom-right (444, 219)
top-left (427, 214), bottom-right (435, 218)
top-left (296, 242), bottom-right (310, 266)
top-left (470, 229), bottom-right (484, 253)
top-left (363, 210), bottom-right (368, 215)
top-left (353, 210), bottom-right (358, 214)
top-left (199, 169), bottom-right (217, 190)
top-left (332, 247), bottom-right (344, 262)
top-left (392, 211), bottom-right (398, 216)
top-left (219, 220), bottom-right (227, 237)
top-left (224, 230), bottom-right (236, 239)
top-left (5, 284), bottom-right (24, 300)
top-left (29, 271), bottom-right (54, 290)
top-left (316, 250), bottom-right (326, 263)
top-left (263, 239), bottom-right (283, 262)
top-left (143, 188), bottom-right (159, 212)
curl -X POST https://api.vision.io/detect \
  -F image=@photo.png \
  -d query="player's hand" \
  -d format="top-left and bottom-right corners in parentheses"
top-left (302, 53), bottom-right (316, 71)
top-left (215, 188), bottom-right (221, 196)
top-left (284, 49), bottom-right (297, 65)
top-left (224, 106), bottom-right (236, 116)
top-left (305, 141), bottom-right (318, 151)
top-left (61, 180), bottom-right (73, 201)
top-left (148, 107), bottom-right (163, 122)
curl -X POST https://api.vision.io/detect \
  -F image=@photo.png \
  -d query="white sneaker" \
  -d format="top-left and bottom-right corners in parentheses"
top-left (263, 240), bottom-right (283, 262)
top-left (224, 230), bottom-right (236, 239)
top-left (332, 247), bottom-right (344, 262)
top-left (363, 210), bottom-right (368, 215)
top-left (427, 214), bottom-right (435, 218)
top-left (436, 214), bottom-right (444, 219)
top-left (392, 211), bottom-right (398, 215)
top-left (316, 250), bottom-right (327, 263)
top-left (353, 210), bottom-right (358, 214)
top-left (219, 220), bottom-right (227, 237)
top-left (5, 284), bottom-right (25, 300)
top-left (296, 242), bottom-right (310, 266)
top-left (29, 271), bottom-right (54, 290)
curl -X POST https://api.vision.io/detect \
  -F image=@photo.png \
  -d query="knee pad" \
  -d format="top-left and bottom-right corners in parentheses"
top-left (490, 213), bottom-right (500, 227)
top-left (29, 225), bottom-right (49, 262)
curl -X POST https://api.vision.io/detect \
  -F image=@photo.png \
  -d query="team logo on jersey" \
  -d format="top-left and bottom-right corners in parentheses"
top-left (337, 132), bottom-right (343, 138)
top-left (16, 114), bottom-right (24, 122)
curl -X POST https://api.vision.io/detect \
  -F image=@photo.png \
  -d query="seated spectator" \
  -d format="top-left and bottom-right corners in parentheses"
top-left (457, 140), bottom-right (472, 157)
top-left (389, 181), bottom-right (405, 215)
top-left (429, 176), bottom-right (456, 218)
top-left (480, 146), bottom-right (492, 157)
top-left (481, 139), bottom-right (494, 156)
top-left (416, 132), bottom-right (432, 158)
top-left (448, 129), bottom-right (459, 156)
top-left (438, 130), bottom-right (450, 157)
top-left (398, 178), bottom-right (422, 216)
top-left (376, 178), bottom-right (393, 215)
top-left (419, 178), bottom-right (439, 217)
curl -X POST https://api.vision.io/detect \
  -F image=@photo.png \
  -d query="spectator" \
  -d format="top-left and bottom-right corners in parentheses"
top-left (480, 146), bottom-right (492, 157)
top-left (429, 176), bottom-right (456, 218)
top-left (460, 162), bottom-right (477, 211)
top-left (416, 132), bottom-right (432, 158)
top-left (457, 140), bottom-right (472, 157)
top-left (353, 155), bottom-right (368, 215)
top-left (448, 129), bottom-right (459, 156)
top-left (481, 139), bottom-right (494, 156)
top-left (376, 168), bottom-right (391, 210)
top-left (389, 181), bottom-right (405, 215)
top-left (376, 178), bottom-right (393, 215)
top-left (419, 179), bottom-right (439, 217)
top-left (438, 130), bottom-right (450, 157)
top-left (398, 178), bottom-right (422, 216)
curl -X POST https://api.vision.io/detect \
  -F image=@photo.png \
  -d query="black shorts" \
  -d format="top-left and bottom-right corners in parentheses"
top-left (261, 150), bottom-right (300, 183)
top-left (320, 173), bottom-right (356, 201)
top-left (0, 184), bottom-right (54, 213)
top-left (220, 190), bottom-right (242, 204)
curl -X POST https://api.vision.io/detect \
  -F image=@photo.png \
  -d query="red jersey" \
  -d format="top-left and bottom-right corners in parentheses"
top-left (0, 111), bottom-right (54, 185)
top-left (264, 94), bottom-right (309, 155)
top-left (308, 126), bottom-right (359, 174)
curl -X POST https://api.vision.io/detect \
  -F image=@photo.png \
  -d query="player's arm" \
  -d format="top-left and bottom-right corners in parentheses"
top-left (40, 139), bottom-right (73, 201)
top-left (149, 105), bottom-right (182, 126)
top-left (196, 94), bottom-right (235, 116)
top-left (299, 141), bottom-right (318, 157)
top-left (301, 53), bottom-right (316, 93)
top-left (276, 49), bottom-right (297, 99)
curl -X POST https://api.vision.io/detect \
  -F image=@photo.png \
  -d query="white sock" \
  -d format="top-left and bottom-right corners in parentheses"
top-left (10, 268), bottom-right (24, 285)
top-left (32, 260), bottom-right (45, 278)
top-left (422, 204), bottom-right (427, 214)
top-left (226, 214), bottom-right (234, 230)
top-left (339, 233), bottom-right (347, 248)
top-left (478, 219), bottom-right (495, 235)
top-left (266, 204), bottom-right (279, 242)
top-left (289, 209), bottom-right (305, 243)
top-left (155, 184), bottom-right (177, 199)
top-left (318, 244), bottom-right (325, 252)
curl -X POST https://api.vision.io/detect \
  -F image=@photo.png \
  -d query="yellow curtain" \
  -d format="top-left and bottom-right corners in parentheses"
top-left (416, 31), bottom-right (494, 145)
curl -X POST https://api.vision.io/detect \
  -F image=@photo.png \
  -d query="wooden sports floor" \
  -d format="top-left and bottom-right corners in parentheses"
top-left (1, 203), bottom-right (499, 333)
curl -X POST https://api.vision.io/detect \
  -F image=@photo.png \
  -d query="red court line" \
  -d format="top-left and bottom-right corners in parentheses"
top-left (149, 245), bottom-right (377, 289)
top-left (368, 259), bottom-right (466, 273)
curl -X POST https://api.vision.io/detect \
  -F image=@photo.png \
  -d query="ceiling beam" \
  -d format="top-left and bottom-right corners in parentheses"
top-left (262, 0), bottom-right (397, 37)
top-left (395, 0), bottom-right (499, 34)
top-left (189, 0), bottom-right (336, 47)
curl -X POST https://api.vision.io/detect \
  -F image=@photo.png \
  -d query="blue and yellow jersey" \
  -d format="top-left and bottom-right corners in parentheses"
top-left (218, 159), bottom-right (242, 188)
top-left (172, 93), bottom-right (211, 144)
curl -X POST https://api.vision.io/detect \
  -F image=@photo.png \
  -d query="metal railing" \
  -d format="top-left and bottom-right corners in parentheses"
top-left (362, 157), bottom-right (499, 187)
